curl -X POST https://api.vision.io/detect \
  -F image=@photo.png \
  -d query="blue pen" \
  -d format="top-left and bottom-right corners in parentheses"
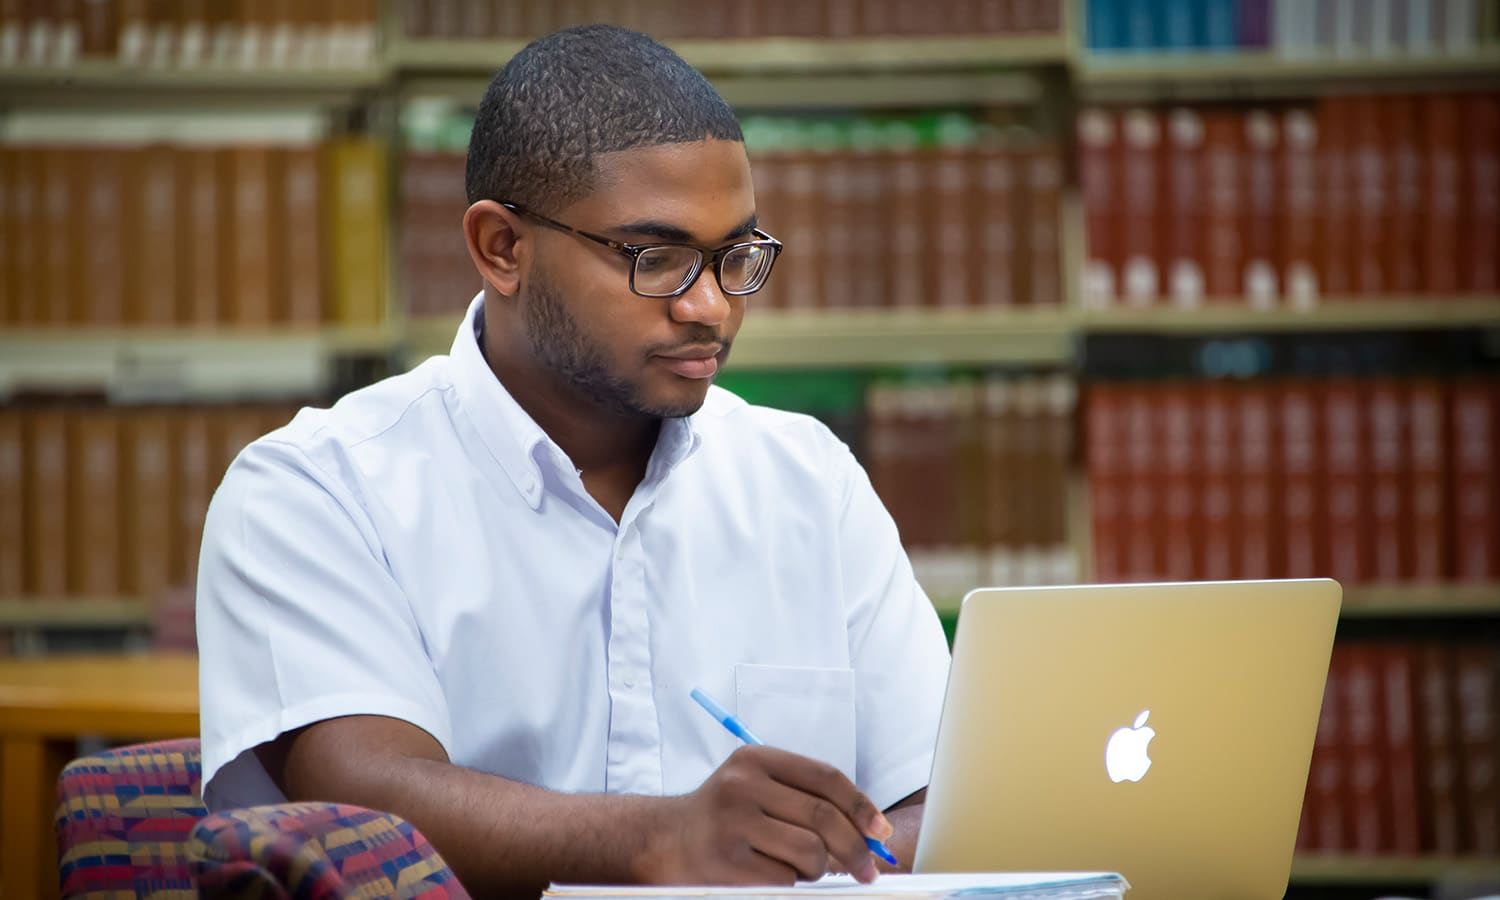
top-left (690, 687), bottom-right (900, 868)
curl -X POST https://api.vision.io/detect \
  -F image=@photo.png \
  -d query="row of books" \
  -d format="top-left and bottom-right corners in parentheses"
top-left (0, 139), bottom-right (387, 328)
top-left (1296, 639), bottom-right (1499, 857)
top-left (0, 404), bottom-right (299, 600)
top-left (1086, 377), bottom-right (1500, 587)
top-left (401, 112), bottom-right (1066, 314)
top-left (400, 0), bottom-right (1064, 40)
top-left (1079, 94), bottom-right (1500, 309)
top-left (0, 0), bottom-right (379, 69)
top-left (866, 375), bottom-right (1076, 599)
top-left (1087, 0), bottom-right (1495, 55)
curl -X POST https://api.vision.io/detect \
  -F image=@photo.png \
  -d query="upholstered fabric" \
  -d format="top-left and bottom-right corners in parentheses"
top-left (190, 803), bottom-right (471, 900)
top-left (54, 738), bottom-right (207, 900)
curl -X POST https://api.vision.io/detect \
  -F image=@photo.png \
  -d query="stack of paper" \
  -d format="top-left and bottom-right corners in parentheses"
top-left (546, 872), bottom-right (1128, 900)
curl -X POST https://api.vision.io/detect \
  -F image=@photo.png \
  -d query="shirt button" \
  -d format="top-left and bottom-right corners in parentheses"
top-left (623, 674), bottom-right (636, 688)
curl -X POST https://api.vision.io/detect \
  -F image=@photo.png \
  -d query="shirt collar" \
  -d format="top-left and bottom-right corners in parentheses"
top-left (448, 293), bottom-right (702, 509)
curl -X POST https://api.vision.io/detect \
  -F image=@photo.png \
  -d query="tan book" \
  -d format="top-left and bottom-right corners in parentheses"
top-left (174, 408), bottom-right (215, 586)
top-left (42, 146), bottom-right (81, 326)
top-left (137, 143), bottom-right (179, 326)
top-left (123, 410), bottom-right (175, 601)
top-left (280, 144), bottom-right (325, 324)
top-left (79, 0), bottom-right (115, 57)
top-left (176, 147), bottom-right (227, 325)
top-left (325, 138), bottom-right (389, 326)
top-left (119, 146), bottom-right (148, 324)
top-left (230, 146), bottom-right (275, 325)
top-left (0, 409), bottom-right (23, 596)
top-left (78, 145), bottom-right (125, 324)
top-left (10, 146), bottom-right (41, 325)
top-left (0, 147), bottom-right (11, 326)
top-left (69, 407), bottom-right (121, 597)
top-left (25, 408), bottom-right (70, 597)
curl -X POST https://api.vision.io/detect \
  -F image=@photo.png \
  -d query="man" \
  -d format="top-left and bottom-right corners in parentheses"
top-left (197, 25), bottom-right (950, 897)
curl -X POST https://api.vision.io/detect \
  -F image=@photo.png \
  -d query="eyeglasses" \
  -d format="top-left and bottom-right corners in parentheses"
top-left (501, 202), bottom-right (782, 299)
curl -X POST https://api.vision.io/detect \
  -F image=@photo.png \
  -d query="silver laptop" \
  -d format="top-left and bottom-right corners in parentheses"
top-left (913, 579), bottom-right (1341, 900)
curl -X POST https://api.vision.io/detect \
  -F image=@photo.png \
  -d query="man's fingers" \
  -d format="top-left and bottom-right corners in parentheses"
top-left (752, 746), bottom-right (890, 841)
top-left (741, 816), bottom-right (835, 883)
top-left (754, 778), bottom-right (878, 882)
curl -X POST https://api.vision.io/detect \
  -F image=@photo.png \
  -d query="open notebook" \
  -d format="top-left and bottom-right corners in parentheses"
top-left (545, 873), bottom-right (1128, 900)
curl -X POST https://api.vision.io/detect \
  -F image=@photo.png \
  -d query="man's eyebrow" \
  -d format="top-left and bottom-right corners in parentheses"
top-left (613, 214), bottom-right (760, 245)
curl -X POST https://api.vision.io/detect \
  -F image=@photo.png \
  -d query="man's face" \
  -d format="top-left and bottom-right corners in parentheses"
top-left (518, 139), bottom-right (757, 420)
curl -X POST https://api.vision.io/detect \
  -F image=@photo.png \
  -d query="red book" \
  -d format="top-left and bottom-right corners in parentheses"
top-left (884, 133), bottom-right (925, 309)
top-left (1123, 384), bottom-right (1160, 581)
top-left (1308, 643), bottom-right (1348, 852)
top-left (1317, 97), bottom-right (1356, 299)
top-left (1384, 96), bottom-right (1424, 295)
top-left (1343, 643), bottom-right (1391, 855)
top-left (1241, 109), bottom-right (1280, 309)
top-left (1085, 383), bottom-right (1128, 583)
top-left (1118, 108), bottom-right (1161, 306)
top-left (1197, 383), bottom-right (1239, 581)
top-left (1236, 381), bottom-right (1279, 580)
top-left (1163, 107), bottom-right (1207, 310)
top-left (1365, 379), bottom-right (1409, 583)
top-left (175, 409), bottom-right (215, 587)
top-left (1382, 643), bottom-right (1423, 856)
top-left (1350, 95), bottom-right (1389, 297)
top-left (1416, 642), bottom-right (1466, 854)
top-left (1405, 379), bottom-right (1449, 582)
top-left (1278, 380), bottom-right (1326, 579)
top-left (1280, 108), bottom-right (1320, 309)
top-left (1323, 379), bottom-right (1369, 586)
top-left (1077, 108), bottom-right (1118, 309)
top-left (781, 143), bottom-right (821, 310)
top-left (1449, 378), bottom-right (1499, 582)
top-left (68, 408), bottom-right (120, 597)
top-left (850, 130), bottom-right (888, 309)
top-left (82, 146), bottom-right (126, 325)
top-left (1458, 92), bottom-right (1500, 294)
top-left (1020, 141), bottom-right (1063, 306)
top-left (1453, 642), bottom-right (1500, 855)
top-left (1202, 110), bottom-right (1244, 302)
top-left (972, 135), bottom-right (1016, 308)
top-left (1421, 95), bottom-right (1463, 295)
top-left (1157, 384), bottom-right (1199, 581)
top-left (822, 142), bottom-right (859, 310)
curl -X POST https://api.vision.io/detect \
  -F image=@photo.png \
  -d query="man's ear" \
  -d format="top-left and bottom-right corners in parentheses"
top-left (463, 200), bottom-right (527, 297)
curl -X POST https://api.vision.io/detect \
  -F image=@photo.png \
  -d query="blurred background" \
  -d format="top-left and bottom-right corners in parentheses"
top-left (0, 1), bottom-right (1497, 897)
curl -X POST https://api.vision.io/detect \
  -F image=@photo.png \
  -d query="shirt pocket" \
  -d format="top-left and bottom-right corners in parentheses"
top-left (735, 663), bottom-right (857, 783)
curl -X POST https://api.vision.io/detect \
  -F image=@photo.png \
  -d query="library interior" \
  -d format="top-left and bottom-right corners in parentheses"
top-left (0, 0), bottom-right (1497, 898)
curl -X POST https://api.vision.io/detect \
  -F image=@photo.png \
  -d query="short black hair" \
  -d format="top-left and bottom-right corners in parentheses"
top-left (465, 25), bottom-right (744, 213)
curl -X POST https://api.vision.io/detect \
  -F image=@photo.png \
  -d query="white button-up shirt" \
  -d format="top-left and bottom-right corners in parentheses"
top-left (197, 294), bottom-right (951, 813)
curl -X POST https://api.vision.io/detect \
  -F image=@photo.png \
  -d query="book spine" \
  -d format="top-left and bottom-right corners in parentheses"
top-left (282, 144), bottom-right (324, 324)
top-left (1422, 94), bottom-right (1463, 294)
top-left (1324, 379), bottom-right (1369, 586)
top-left (1450, 378), bottom-right (1499, 582)
top-left (180, 147), bottom-right (225, 326)
top-left (42, 145), bottom-right (78, 326)
top-left (230, 146), bottom-right (274, 325)
top-left (1454, 642), bottom-right (1499, 854)
top-left (327, 139), bottom-right (389, 326)
top-left (84, 146), bottom-right (126, 325)
top-left (1086, 383), bottom-right (1128, 582)
top-left (0, 409), bottom-right (22, 596)
top-left (1124, 384), bottom-right (1160, 580)
top-left (138, 144), bottom-right (178, 326)
top-left (1022, 142), bottom-right (1063, 306)
top-left (1351, 95), bottom-right (1390, 297)
top-left (1198, 383), bottom-right (1240, 580)
top-left (9, 147), bottom-right (39, 325)
top-left (824, 142), bottom-right (859, 310)
top-left (176, 409), bottom-right (214, 587)
top-left (1079, 108), bottom-right (1118, 308)
top-left (1236, 381), bottom-right (1279, 579)
top-left (69, 408), bottom-right (120, 597)
top-left (1406, 379), bottom-right (1449, 582)
top-left (1164, 107), bottom-right (1207, 309)
top-left (0, 147), bottom-right (9, 326)
top-left (1318, 97), bottom-right (1356, 298)
top-left (1458, 92), bottom-right (1500, 294)
top-left (976, 136), bottom-right (1016, 308)
top-left (1366, 379), bottom-right (1409, 583)
top-left (1385, 96), bottom-right (1425, 294)
top-left (1241, 109), bottom-right (1280, 309)
top-left (1203, 110), bottom-right (1244, 302)
top-left (886, 135), bottom-right (925, 309)
top-left (1417, 641), bottom-right (1465, 854)
top-left (1159, 383), bottom-right (1199, 581)
top-left (1310, 643), bottom-right (1349, 851)
top-left (1280, 108), bottom-right (1320, 309)
top-left (1344, 643), bottom-right (1391, 854)
top-left (1383, 642), bottom-right (1424, 855)
top-left (1119, 109), bottom-right (1161, 306)
top-left (1279, 380), bottom-right (1326, 578)
top-left (124, 410), bottom-right (175, 601)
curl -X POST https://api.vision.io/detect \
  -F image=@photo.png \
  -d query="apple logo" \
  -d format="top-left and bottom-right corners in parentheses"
top-left (1105, 709), bottom-right (1156, 783)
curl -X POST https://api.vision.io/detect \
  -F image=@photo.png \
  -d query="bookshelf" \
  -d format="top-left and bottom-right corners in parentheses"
top-left (1290, 854), bottom-right (1500, 885)
top-left (0, 62), bottom-right (390, 107)
top-left (0, 599), bottom-right (151, 630)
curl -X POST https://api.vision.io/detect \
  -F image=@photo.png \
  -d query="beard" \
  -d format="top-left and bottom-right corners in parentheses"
top-left (522, 268), bottom-right (713, 420)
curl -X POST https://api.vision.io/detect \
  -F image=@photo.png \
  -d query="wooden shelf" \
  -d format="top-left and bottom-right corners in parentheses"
top-left (1290, 854), bottom-right (1500, 885)
top-left (390, 34), bottom-right (1072, 76)
top-left (0, 61), bottom-right (388, 107)
top-left (0, 599), bottom-right (151, 630)
top-left (1078, 298), bottom-right (1500, 332)
top-left (732, 308), bottom-right (1076, 368)
top-left (1076, 49), bottom-right (1500, 101)
top-left (0, 326), bottom-right (396, 401)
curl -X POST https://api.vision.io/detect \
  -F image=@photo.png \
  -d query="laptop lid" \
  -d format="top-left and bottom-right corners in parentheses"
top-left (913, 579), bottom-right (1341, 900)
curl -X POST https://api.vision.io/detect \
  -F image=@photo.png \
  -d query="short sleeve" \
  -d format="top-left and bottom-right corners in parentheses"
top-left (833, 443), bottom-right (952, 811)
top-left (196, 437), bottom-right (453, 811)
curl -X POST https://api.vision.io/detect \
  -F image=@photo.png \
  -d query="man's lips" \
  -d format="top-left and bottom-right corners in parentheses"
top-left (654, 344), bottom-right (725, 380)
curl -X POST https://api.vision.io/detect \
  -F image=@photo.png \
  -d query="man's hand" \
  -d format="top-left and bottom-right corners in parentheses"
top-left (639, 745), bottom-right (893, 886)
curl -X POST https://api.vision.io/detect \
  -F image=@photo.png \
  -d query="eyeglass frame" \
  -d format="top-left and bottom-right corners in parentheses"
top-left (499, 201), bottom-right (783, 299)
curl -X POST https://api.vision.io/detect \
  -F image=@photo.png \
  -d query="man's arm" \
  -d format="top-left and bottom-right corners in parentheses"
top-left (259, 715), bottom-right (897, 898)
top-left (880, 789), bottom-right (926, 873)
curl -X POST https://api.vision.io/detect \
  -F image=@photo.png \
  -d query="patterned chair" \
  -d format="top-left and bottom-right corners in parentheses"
top-left (54, 739), bottom-right (471, 900)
